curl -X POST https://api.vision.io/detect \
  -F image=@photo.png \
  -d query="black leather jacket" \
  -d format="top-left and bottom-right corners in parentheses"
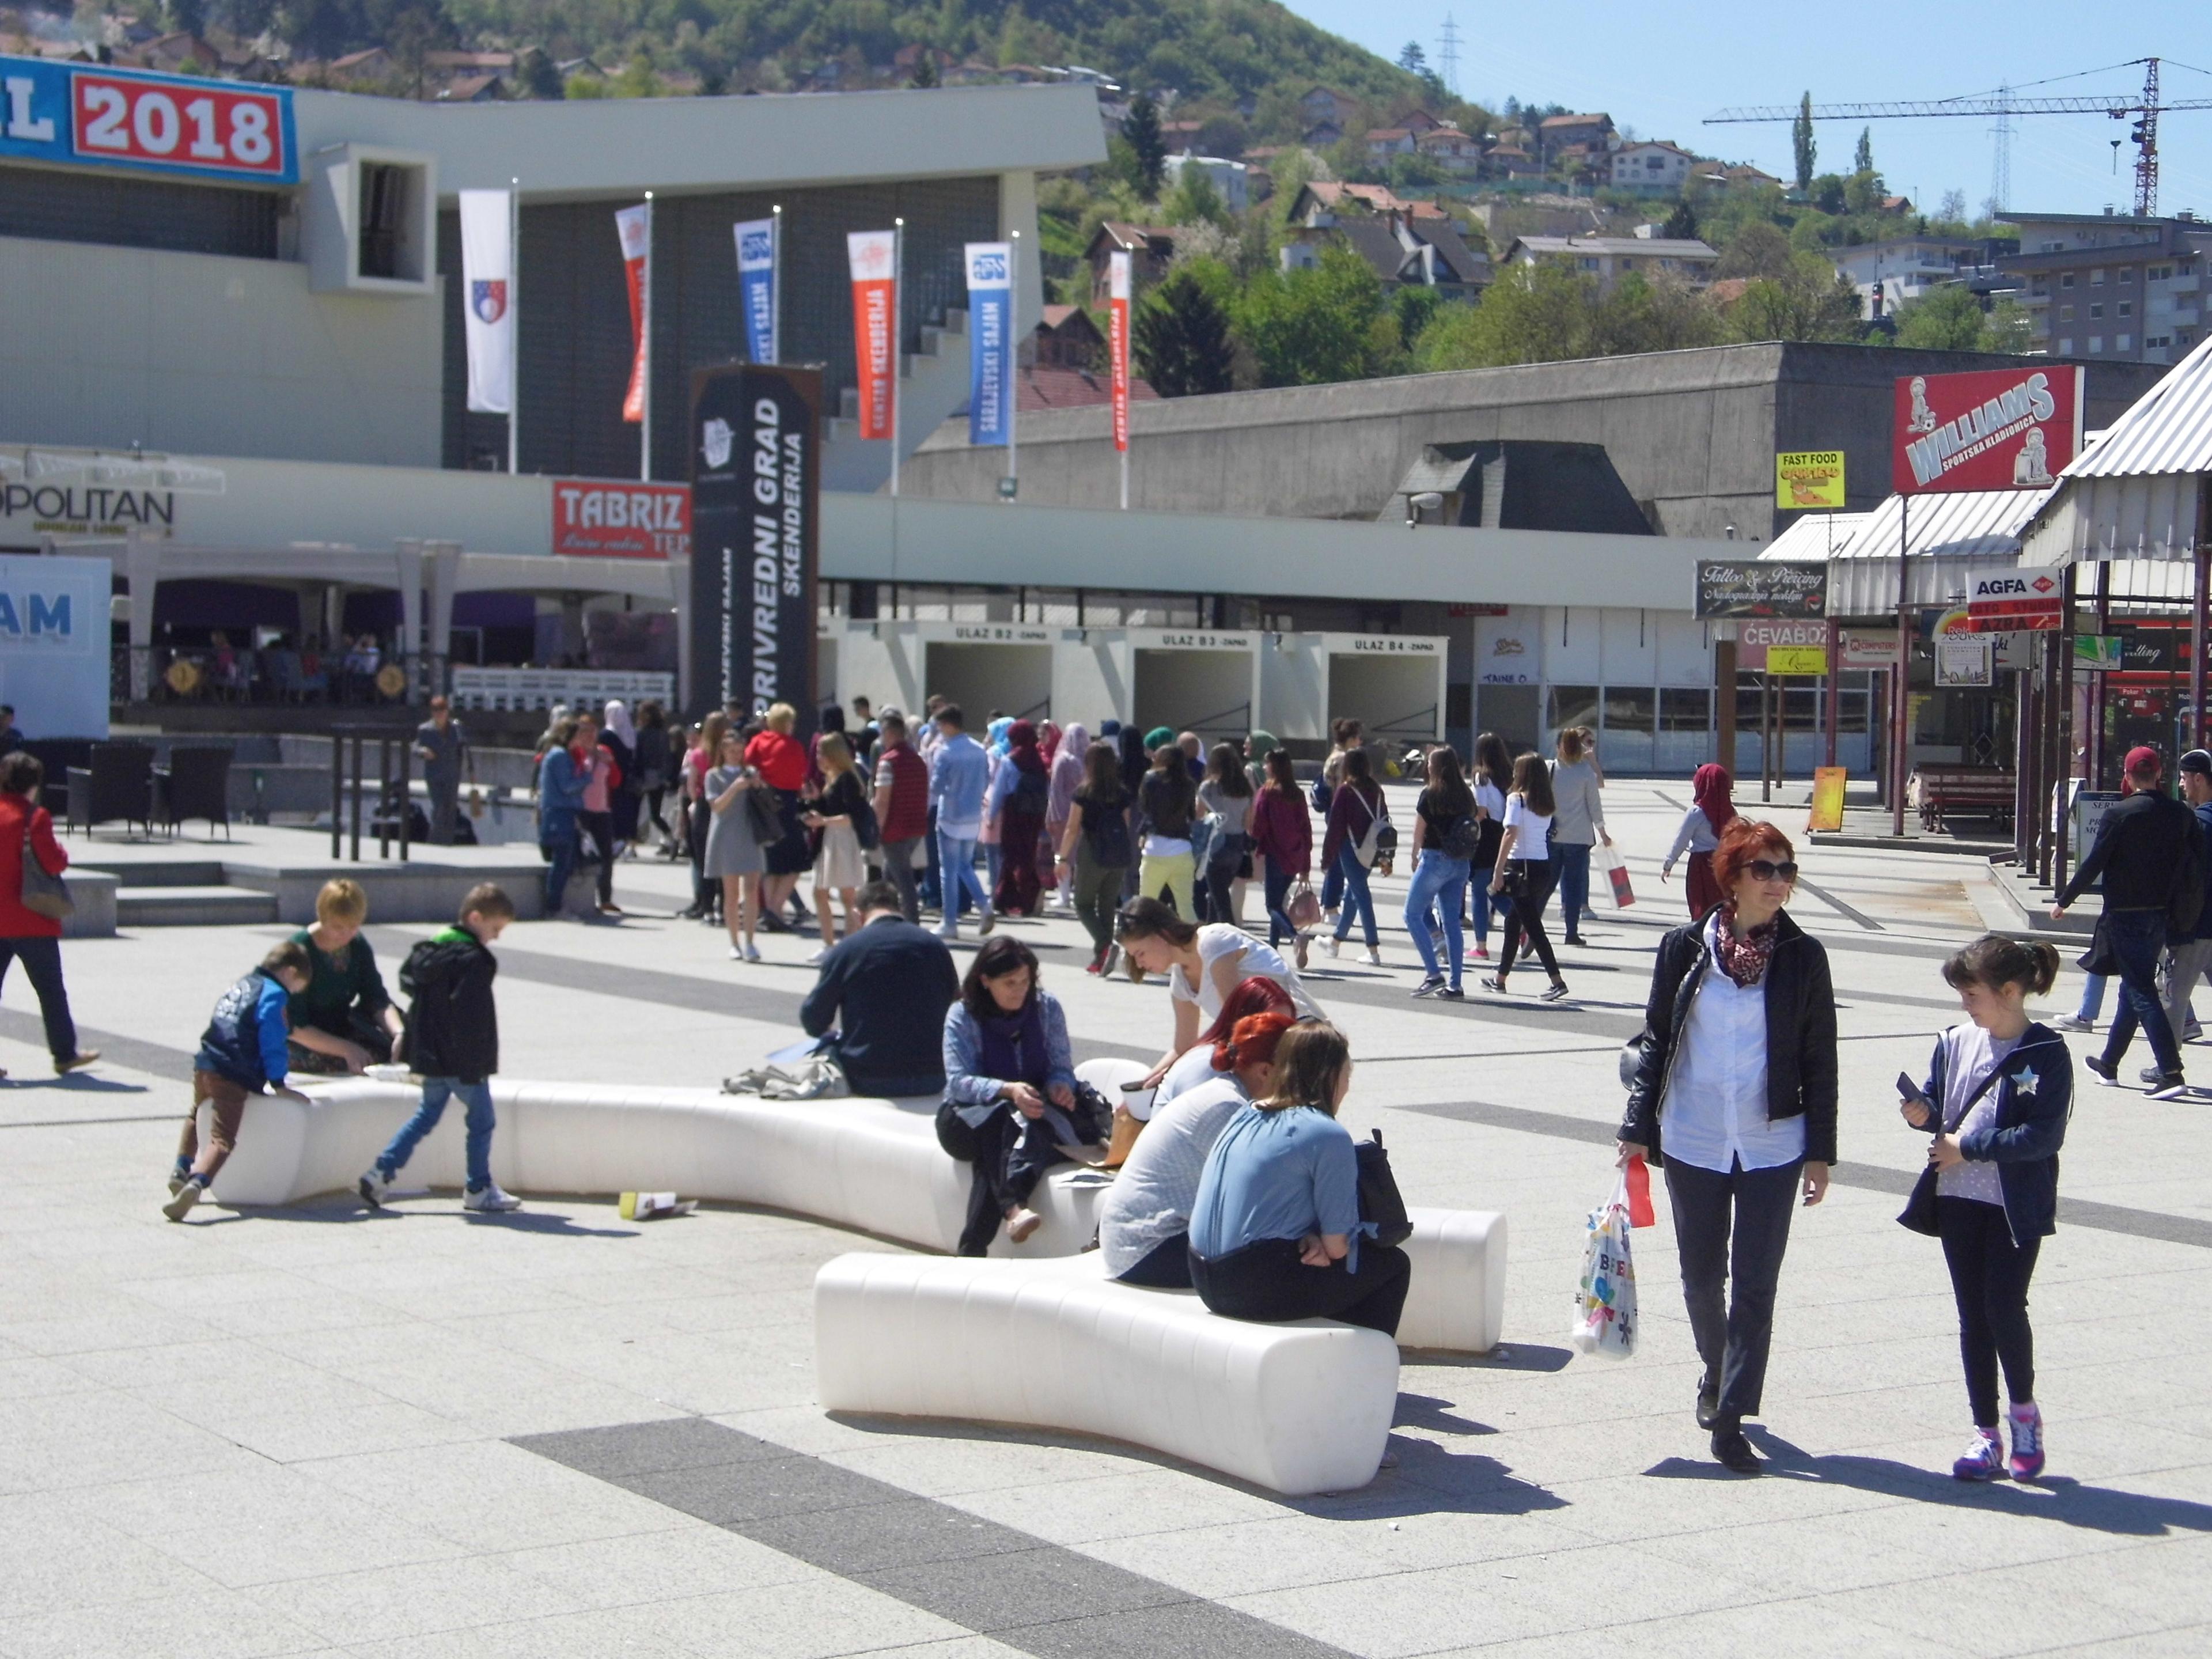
top-left (1619, 907), bottom-right (1838, 1166)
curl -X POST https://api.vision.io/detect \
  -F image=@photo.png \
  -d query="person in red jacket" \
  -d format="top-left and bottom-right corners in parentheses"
top-left (0, 753), bottom-right (97, 1076)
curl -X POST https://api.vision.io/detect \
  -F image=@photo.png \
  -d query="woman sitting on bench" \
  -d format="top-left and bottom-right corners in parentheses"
top-left (937, 936), bottom-right (1098, 1255)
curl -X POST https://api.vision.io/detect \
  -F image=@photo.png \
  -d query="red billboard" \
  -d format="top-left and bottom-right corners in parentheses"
top-left (551, 480), bottom-right (691, 559)
top-left (1893, 365), bottom-right (2083, 495)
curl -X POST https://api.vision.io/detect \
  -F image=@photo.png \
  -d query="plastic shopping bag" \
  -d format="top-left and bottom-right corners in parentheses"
top-left (1598, 843), bottom-right (1636, 908)
top-left (1570, 1174), bottom-right (1639, 1358)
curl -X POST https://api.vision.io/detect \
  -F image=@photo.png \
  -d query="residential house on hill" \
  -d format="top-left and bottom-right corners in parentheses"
top-left (1610, 141), bottom-right (1699, 192)
top-left (1035, 306), bottom-right (1104, 369)
top-left (1503, 234), bottom-right (1718, 290)
top-left (1301, 86), bottom-right (1353, 128)
top-left (1419, 127), bottom-right (1484, 176)
top-left (1366, 127), bottom-right (1418, 160)
top-left (1084, 222), bottom-right (1178, 304)
top-left (1289, 180), bottom-right (1453, 227)
top-left (1285, 209), bottom-right (1490, 301)
top-left (438, 73), bottom-right (508, 102)
top-left (1484, 145), bottom-right (1542, 180)
top-left (1998, 209), bottom-right (2212, 366)
top-left (1537, 112), bottom-right (1614, 157)
top-left (328, 47), bottom-right (393, 82)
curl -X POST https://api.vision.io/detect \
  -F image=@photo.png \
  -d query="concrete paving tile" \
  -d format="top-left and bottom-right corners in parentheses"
top-left (0, 1354), bottom-right (99, 1401)
top-left (1824, 1563), bottom-right (2179, 1657)
top-left (934, 1467), bottom-right (1287, 1544)
top-left (495, 1525), bottom-right (816, 1608)
top-left (0, 1494), bottom-right (218, 1619)
top-left (642, 1582), bottom-right (967, 1659)
top-left (0, 1389), bottom-right (271, 1494)
top-left (817, 1433), bottom-right (1184, 1503)
top-left (2025, 1626), bottom-right (2212, 1657)
top-left (1224, 1566), bottom-right (1562, 1656)
top-left (0, 1584), bottom-right (331, 1659)
top-left (250, 1554), bottom-right (594, 1647)
top-left (1412, 1595), bottom-right (1960, 1659)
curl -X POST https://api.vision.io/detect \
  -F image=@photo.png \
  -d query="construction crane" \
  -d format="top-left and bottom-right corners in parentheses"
top-left (1706, 58), bottom-right (2212, 217)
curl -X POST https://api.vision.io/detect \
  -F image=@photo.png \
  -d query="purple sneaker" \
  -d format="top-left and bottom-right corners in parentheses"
top-left (2008, 1404), bottom-right (2045, 1482)
top-left (1952, 1425), bottom-right (2005, 1482)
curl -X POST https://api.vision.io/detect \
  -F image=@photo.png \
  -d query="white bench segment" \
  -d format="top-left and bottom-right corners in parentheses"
top-left (814, 1251), bottom-right (1399, 1495)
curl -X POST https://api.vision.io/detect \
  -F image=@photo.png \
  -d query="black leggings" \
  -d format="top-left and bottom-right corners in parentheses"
top-left (1189, 1237), bottom-right (1411, 1336)
top-left (0, 935), bottom-right (79, 1063)
top-left (643, 787), bottom-right (672, 842)
top-left (1497, 858), bottom-right (1560, 980)
top-left (577, 810), bottom-right (615, 904)
top-left (1938, 1196), bottom-right (2040, 1426)
top-left (689, 800), bottom-right (718, 914)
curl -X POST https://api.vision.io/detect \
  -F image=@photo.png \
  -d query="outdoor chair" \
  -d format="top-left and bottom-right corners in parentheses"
top-left (156, 745), bottom-right (233, 840)
top-left (65, 743), bottom-right (157, 838)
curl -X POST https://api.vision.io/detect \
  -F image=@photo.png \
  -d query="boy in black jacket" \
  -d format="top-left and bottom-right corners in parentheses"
top-left (358, 884), bottom-right (518, 1212)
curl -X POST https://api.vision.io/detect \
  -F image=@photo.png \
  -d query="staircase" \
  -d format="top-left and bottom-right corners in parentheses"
top-left (823, 305), bottom-right (973, 494)
top-left (79, 858), bottom-right (282, 928)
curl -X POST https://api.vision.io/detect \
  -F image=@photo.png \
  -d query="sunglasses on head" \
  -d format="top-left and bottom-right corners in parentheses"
top-left (1748, 859), bottom-right (1800, 882)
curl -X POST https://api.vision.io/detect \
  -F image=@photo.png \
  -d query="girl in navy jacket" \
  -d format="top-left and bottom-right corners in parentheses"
top-left (1900, 934), bottom-right (2071, 1484)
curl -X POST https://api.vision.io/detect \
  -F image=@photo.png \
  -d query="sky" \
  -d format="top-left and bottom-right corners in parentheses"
top-left (1283, 3), bottom-right (2212, 221)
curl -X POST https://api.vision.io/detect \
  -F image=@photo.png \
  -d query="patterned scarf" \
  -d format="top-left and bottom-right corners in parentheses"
top-left (1713, 903), bottom-right (1779, 988)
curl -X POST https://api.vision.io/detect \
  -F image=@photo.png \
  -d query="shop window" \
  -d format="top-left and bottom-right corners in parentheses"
top-left (1601, 685), bottom-right (1656, 770)
top-left (1657, 688), bottom-right (1711, 770)
top-left (1546, 684), bottom-right (1599, 735)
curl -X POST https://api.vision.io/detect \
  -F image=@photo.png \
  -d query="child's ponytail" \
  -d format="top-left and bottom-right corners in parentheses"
top-left (1942, 934), bottom-right (2060, 999)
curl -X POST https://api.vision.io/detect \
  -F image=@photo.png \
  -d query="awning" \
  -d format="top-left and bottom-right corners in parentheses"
top-left (2022, 331), bottom-right (2212, 562)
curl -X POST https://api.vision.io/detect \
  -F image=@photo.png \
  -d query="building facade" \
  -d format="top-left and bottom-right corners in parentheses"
top-left (1998, 211), bottom-right (2209, 366)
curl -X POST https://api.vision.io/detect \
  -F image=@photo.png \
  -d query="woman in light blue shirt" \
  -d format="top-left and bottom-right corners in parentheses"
top-left (1187, 1021), bottom-right (1411, 1335)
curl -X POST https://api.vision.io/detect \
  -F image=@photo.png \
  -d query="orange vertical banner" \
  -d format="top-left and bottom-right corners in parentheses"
top-left (615, 203), bottom-right (649, 423)
top-left (847, 229), bottom-right (896, 441)
top-left (1108, 249), bottom-right (1131, 455)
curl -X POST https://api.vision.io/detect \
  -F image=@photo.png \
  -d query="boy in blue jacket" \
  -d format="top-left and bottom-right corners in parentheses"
top-left (359, 884), bottom-right (518, 1213)
top-left (165, 940), bottom-right (315, 1221)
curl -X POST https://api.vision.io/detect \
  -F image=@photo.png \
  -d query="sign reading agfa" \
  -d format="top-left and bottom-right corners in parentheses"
top-left (1893, 366), bottom-right (2083, 495)
top-left (1963, 566), bottom-right (2065, 632)
top-left (0, 555), bottom-right (108, 738)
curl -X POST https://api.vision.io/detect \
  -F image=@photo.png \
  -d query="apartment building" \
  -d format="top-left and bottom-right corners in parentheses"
top-left (1999, 210), bottom-right (2210, 366)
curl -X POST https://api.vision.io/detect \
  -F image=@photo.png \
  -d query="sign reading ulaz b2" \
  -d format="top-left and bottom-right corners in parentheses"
top-left (1893, 366), bottom-right (2083, 495)
top-left (0, 54), bottom-right (296, 184)
top-left (1694, 560), bottom-right (1826, 620)
top-left (691, 365), bottom-right (820, 726)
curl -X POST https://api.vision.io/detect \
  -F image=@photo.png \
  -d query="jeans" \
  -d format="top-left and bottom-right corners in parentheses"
top-left (1332, 846), bottom-right (1378, 948)
top-left (0, 934), bottom-right (79, 1062)
top-left (427, 778), bottom-right (460, 845)
top-left (2163, 937), bottom-right (2212, 1051)
top-left (377, 1077), bottom-right (497, 1192)
top-left (1468, 888), bottom-right (1512, 948)
top-left (1320, 850), bottom-right (1345, 915)
top-left (881, 836), bottom-right (923, 923)
top-left (541, 817), bottom-right (578, 915)
top-left (2101, 908), bottom-right (2183, 1077)
top-left (1664, 1155), bottom-right (1802, 1421)
top-left (1189, 1237), bottom-right (1412, 1336)
top-left (936, 827), bottom-right (990, 931)
top-left (2075, 973), bottom-right (2105, 1022)
top-left (1263, 863), bottom-right (1299, 948)
top-left (1937, 1196), bottom-right (2041, 1426)
top-left (1404, 850), bottom-right (1470, 987)
top-left (1554, 840), bottom-right (1594, 934)
top-left (1116, 1231), bottom-right (1194, 1289)
top-left (922, 805), bottom-right (942, 909)
top-left (1203, 835), bottom-right (1246, 929)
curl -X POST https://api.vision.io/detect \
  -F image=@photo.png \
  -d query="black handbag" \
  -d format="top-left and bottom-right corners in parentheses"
top-left (741, 782), bottom-right (781, 847)
top-left (1354, 1129), bottom-right (1414, 1248)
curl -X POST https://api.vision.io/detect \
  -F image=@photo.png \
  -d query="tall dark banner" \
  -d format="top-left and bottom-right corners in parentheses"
top-left (690, 364), bottom-right (821, 732)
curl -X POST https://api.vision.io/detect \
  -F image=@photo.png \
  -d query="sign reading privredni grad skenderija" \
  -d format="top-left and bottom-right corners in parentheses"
top-left (1694, 560), bottom-right (1827, 620)
top-left (689, 364), bottom-right (820, 728)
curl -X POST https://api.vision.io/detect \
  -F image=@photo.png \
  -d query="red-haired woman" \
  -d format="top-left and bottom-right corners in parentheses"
top-left (1619, 816), bottom-right (1836, 1476)
top-left (1145, 975), bottom-right (1298, 1119)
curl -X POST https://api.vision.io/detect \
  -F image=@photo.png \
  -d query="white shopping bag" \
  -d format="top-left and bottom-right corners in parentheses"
top-left (1570, 1174), bottom-right (1638, 1358)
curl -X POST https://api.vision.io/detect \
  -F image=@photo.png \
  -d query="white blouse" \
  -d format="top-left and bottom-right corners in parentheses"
top-left (1660, 914), bottom-right (1807, 1175)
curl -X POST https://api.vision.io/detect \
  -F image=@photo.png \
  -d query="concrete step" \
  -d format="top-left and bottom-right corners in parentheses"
top-left (118, 885), bottom-right (281, 927)
top-left (78, 859), bottom-right (229, 889)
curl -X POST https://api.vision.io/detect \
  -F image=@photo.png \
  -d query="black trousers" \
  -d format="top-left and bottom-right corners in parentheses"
top-left (0, 935), bottom-right (77, 1062)
top-left (1498, 858), bottom-right (1561, 979)
top-left (1116, 1232), bottom-right (1194, 1289)
top-left (939, 1101), bottom-right (1070, 1256)
top-left (688, 800), bottom-right (718, 915)
top-left (1189, 1237), bottom-right (1412, 1336)
top-left (880, 836), bottom-right (923, 924)
top-left (577, 810), bottom-right (615, 904)
top-left (1664, 1155), bottom-right (1801, 1421)
top-left (1937, 1196), bottom-right (2040, 1426)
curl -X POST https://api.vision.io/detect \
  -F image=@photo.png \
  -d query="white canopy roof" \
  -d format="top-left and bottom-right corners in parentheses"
top-left (2021, 333), bottom-right (2212, 562)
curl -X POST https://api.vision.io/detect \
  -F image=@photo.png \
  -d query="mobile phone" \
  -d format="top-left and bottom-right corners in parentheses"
top-left (1896, 1071), bottom-right (1931, 1106)
top-left (1122, 1081), bottom-right (1152, 1092)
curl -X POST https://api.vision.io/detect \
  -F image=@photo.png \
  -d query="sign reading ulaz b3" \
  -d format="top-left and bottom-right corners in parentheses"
top-left (0, 53), bottom-right (296, 184)
top-left (691, 365), bottom-right (820, 726)
top-left (1695, 560), bottom-right (1825, 620)
top-left (1893, 366), bottom-right (2083, 495)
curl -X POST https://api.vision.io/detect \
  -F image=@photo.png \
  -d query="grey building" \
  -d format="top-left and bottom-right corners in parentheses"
top-left (1999, 210), bottom-right (2211, 367)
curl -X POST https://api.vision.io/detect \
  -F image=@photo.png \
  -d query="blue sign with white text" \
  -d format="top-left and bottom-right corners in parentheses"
top-left (0, 52), bottom-right (297, 186)
top-left (734, 217), bottom-right (776, 363)
top-left (965, 241), bottom-right (1013, 449)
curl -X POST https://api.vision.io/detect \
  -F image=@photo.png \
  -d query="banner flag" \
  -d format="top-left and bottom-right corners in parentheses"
top-left (1108, 250), bottom-right (1131, 456)
top-left (459, 189), bottom-right (513, 415)
top-left (616, 203), bottom-right (650, 423)
top-left (964, 242), bottom-right (1013, 448)
top-left (847, 229), bottom-right (897, 441)
top-left (734, 217), bottom-right (775, 363)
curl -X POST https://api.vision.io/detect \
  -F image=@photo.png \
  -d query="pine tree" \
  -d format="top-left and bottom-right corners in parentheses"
top-left (1134, 268), bottom-right (1234, 396)
top-left (910, 52), bottom-right (939, 88)
top-left (1661, 198), bottom-right (1698, 241)
top-left (1123, 94), bottom-right (1168, 200)
top-left (1791, 92), bottom-right (1817, 193)
top-left (1397, 42), bottom-right (1426, 73)
top-left (1854, 126), bottom-right (1873, 175)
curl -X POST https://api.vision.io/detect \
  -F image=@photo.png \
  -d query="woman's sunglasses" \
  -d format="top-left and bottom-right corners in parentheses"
top-left (1748, 859), bottom-right (1800, 882)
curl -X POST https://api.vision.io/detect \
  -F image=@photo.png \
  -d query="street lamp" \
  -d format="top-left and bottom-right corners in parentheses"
top-left (1406, 491), bottom-right (1445, 528)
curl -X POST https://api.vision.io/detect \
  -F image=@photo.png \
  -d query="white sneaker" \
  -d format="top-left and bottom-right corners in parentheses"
top-left (1362, 947), bottom-right (1383, 967)
top-left (935, 925), bottom-right (960, 941)
top-left (357, 1167), bottom-right (391, 1209)
top-left (463, 1181), bottom-right (521, 1213)
top-left (1323, 935), bottom-right (1340, 957)
top-left (161, 1179), bottom-right (202, 1222)
top-left (2052, 1014), bottom-right (2094, 1032)
top-left (729, 945), bottom-right (745, 961)
top-left (743, 942), bottom-right (762, 963)
top-left (978, 908), bottom-right (996, 935)
top-left (804, 946), bottom-right (830, 964)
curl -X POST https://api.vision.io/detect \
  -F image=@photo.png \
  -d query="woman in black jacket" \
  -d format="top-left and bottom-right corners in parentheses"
top-left (1618, 817), bottom-right (1836, 1475)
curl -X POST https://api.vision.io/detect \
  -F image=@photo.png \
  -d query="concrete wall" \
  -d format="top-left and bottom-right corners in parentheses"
top-left (0, 237), bottom-right (442, 467)
top-left (901, 342), bottom-right (2167, 541)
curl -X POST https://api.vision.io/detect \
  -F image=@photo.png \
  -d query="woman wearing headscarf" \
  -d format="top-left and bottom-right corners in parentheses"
top-left (980, 716), bottom-right (1014, 895)
top-left (1045, 721), bottom-right (1088, 910)
top-left (1664, 763), bottom-right (1737, 920)
top-left (600, 700), bottom-right (641, 847)
top-left (1116, 724), bottom-right (1150, 902)
top-left (987, 720), bottom-right (1051, 917)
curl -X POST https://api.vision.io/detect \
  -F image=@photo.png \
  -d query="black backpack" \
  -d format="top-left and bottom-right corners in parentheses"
top-left (1440, 811), bottom-right (1483, 862)
top-left (1082, 793), bottom-right (1133, 867)
top-left (849, 789), bottom-right (880, 851)
top-left (1355, 1129), bottom-right (1413, 1248)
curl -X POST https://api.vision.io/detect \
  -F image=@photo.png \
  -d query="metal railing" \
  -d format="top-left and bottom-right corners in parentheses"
top-left (329, 724), bottom-right (412, 863)
top-left (113, 646), bottom-right (450, 708)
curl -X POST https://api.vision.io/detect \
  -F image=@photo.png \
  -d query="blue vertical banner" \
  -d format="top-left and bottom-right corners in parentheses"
top-left (734, 217), bottom-right (777, 363)
top-left (964, 241), bottom-right (1013, 448)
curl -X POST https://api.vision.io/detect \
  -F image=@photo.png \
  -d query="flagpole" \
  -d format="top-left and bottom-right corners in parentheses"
top-left (506, 177), bottom-right (520, 475)
top-left (889, 216), bottom-right (903, 498)
top-left (1007, 229), bottom-right (1020, 499)
top-left (769, 203), bottom-right (782, 363)
top-left (640, 190), bottom-right (654, 483)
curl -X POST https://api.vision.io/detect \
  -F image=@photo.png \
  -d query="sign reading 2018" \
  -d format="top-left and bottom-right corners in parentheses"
top-left (1, 54), bottom-right (297, 185)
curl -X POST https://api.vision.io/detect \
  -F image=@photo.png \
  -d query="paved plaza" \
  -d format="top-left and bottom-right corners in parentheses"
top-left (4, 779), bottom-right (2208, 1658)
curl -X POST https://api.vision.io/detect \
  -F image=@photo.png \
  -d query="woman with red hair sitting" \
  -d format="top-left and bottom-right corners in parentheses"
top-left (1141, 975), bottom-right (1298, 1120)
top-left (1618, 816), bottom-right (1837, 1476)
top-left (1100, 1009), bottom-right (1294, 1288)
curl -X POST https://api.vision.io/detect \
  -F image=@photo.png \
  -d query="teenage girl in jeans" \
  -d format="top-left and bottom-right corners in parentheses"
top-left (1899, 934), bottom-right (2069, 1483)
top-left (1483, 752), bottom-right (1569, 1002)
top-left (1318, 748), bottom-right (1387, 966)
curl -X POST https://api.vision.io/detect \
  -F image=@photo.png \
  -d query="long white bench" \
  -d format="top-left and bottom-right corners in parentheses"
top-left (200, 1067), bottom-right (1504, 1349)
top-left (814, 1251), bottom-right (1400, 1495)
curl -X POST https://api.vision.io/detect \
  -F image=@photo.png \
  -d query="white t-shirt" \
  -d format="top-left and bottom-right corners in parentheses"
top-left (1168, 924), bottom-right (1324, 1022)
top-left (1142, 1041), bottom-right (1222, 1122)
top-left (1475, 779), bottom-right (1507, 823)
top-left (1503, 794), bottom-right (1553, 862)
top-left (1099, 1075), bottom-right (1252, 1277)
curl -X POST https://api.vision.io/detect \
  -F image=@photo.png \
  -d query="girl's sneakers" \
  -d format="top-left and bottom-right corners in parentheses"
top-left (1323, 935), bottom-right (1340, 957)
top-left (2008, 1403), bottom-right (2046, 1481)
top-left (1361, 946), bottom-right (1383, 967)
top-left (1953, 1425), bottom-right (2006, 1482)
top-left (1412, 976), bottom-right (1446, 998)
top-left (1464, 945), bottom-right (1490, 963)
top-left (1539, 982), bottom-right (1571, 1003)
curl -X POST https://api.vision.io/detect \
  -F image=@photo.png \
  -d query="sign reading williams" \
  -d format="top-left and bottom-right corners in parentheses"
top-left (1695, 560), bottom-right (1826, 620)
top-left (690, 364), bottom-right (820, 727)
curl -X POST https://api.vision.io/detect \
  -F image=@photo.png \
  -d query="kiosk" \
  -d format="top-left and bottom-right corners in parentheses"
top-left (1262, 633), bottom-right (1447, 744)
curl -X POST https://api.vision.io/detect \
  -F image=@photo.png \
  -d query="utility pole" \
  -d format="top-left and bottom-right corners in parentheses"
top-left (1437, 14), bottom-right (1461, 97)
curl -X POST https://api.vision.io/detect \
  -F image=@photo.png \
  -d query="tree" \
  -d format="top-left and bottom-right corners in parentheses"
top-left (1791, 91), bottom-right (1817, 192)
top-left (1391, 285), bottom-right (1444, 351)
top-left (1661, 198), bottom-right (1699, 241)
top-left (1134, 266), bottom-right (1236, 396)
top-left (1416, 260), bottom-right (1597, 369)
top-left (517, 46), bottom-right (563, 100)
top-left (1397, 41), bottom-right (1427, 73)
top-left (1162, 164), bottom-right (1228, 229)
top-left (1891, 284), bottom-right (1986, 351)
top-left (909, 52), bottom-right (938, 88)
top-left (1854, 126), bottom-right (1873, 175)
top-left (1233, 243), bottom-right (1392, 386)
top-left (1123, 94), bottom-right (1168, 200)
top-left (1937, 188), bottom-right (1969, 226)
top-left (169, 0), bottom-right (205, 36)
top-left (1713, 221), bottom-right (1795, 281)
top-left (1810, 172), bottom-right (1848, 215)
top-left (1728, 251), bottom-right (1864, 343)
top-left (1586, 272), bottom-right (1728, 357)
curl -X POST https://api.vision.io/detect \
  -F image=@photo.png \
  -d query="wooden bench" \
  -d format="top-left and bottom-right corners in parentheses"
top-left (1912, 766), bottom-right (2016, 834)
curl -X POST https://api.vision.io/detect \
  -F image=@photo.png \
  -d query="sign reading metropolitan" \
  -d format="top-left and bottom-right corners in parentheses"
top-left (1892, 366), bottom-right (2083, 495)
top-left (690, 364), bottom-right (820, 726)
top-left (1695, 560), bottom-right (1826, 620)
top-left (0, 54), bottom-right (297, 185)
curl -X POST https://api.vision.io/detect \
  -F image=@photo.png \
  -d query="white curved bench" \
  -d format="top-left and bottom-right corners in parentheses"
top-left (813, 1251), bottom-right (1399, 1495)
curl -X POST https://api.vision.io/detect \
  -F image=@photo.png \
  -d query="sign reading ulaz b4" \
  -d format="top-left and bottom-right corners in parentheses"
top-left (0, 54), bottom-right (296, 184)
top-left (690, 364), bottom-right (820, 725)
top-left (551, 480), bottom-right (691, 559)
top-left (1893, 366), bottom-right (2083, 495)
